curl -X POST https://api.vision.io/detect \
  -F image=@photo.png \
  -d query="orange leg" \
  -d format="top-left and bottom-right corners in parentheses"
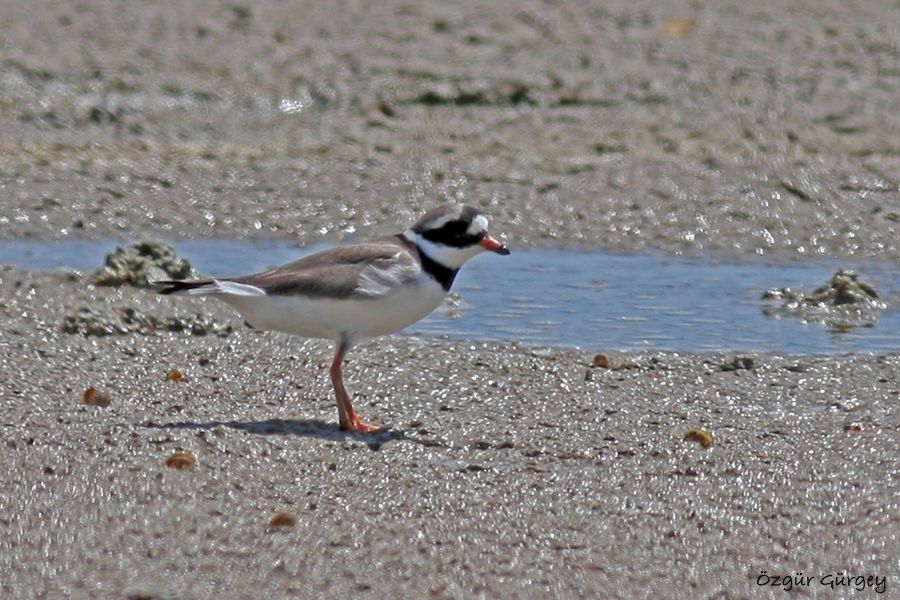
top-left (330, 338), bottom-right (381, 433)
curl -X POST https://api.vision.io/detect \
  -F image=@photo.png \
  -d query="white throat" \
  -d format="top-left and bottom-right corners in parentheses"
top-left (403, 230), bottom-right (485, 270)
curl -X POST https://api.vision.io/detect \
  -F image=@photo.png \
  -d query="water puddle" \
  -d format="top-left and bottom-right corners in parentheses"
top-left (2, 237), bottom-right (899, 354)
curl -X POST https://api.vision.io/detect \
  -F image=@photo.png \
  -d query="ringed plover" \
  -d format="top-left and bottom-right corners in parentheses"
top-left (152, 204), bottom-right (509, 432)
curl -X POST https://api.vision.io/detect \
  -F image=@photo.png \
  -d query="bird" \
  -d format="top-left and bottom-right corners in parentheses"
top-left (151, 204), bottom-right (510, 432)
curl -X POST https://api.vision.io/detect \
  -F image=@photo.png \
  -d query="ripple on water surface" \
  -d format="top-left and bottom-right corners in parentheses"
top-left (1, 238), bottom-right (898, 354)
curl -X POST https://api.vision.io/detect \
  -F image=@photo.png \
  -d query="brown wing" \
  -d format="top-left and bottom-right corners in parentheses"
top-left (227, 240), bottom-right (418, 299)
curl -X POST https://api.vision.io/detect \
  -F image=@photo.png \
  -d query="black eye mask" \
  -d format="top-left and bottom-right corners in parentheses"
top-left (421, 219), bottom-right (486, 247)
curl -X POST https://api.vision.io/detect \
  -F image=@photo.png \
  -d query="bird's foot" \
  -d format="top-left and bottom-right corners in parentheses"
top-left (340, 415), bottom-right (382, 433)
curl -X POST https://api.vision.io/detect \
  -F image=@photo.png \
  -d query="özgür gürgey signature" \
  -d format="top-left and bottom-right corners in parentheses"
top-left (757, 571), bottom-right (887, 594)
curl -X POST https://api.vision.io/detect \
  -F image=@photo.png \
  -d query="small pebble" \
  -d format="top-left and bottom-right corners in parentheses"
top-left (165, 451), bottom-right (196, 469)
top-left (684, 428), bottom-right (715, 449)
top-left (165, 369), bottom-right (184, 381)
top-left (83, 387), bottom-right (111, 406)
top-left (268, 511), bottom-right (298, 530)
top-left (592, 354), bottom-right (610, 369)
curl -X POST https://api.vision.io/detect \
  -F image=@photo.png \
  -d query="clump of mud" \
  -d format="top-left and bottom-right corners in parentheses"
top-left (762, 269), bottom-right (886, 330)
top-left (67, 239), bottom-right (230, 336)
top-left (62, 305), bottom-right (233, 337)
top-left (406, 79), bottom-right (537, 107)
top-left (93, 240), bottom-right (191, 287)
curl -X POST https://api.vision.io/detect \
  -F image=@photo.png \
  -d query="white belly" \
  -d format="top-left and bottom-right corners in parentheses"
top-left (218, 277), bottom-right (447, 340)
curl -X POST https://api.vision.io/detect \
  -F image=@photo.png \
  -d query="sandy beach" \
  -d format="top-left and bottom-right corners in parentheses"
top-left (1, 1), bottom-right (899, 598)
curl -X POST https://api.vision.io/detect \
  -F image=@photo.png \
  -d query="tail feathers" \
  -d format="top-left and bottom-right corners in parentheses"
top-left (150, 279), bottom-right (215, 296)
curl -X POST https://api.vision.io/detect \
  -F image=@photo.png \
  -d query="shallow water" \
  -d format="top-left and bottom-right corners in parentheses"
top-left (2, 238), bottom-right (899, 354)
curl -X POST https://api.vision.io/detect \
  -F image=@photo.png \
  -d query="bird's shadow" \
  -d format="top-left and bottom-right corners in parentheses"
top-left (142, 418), bottom-right (431, 450)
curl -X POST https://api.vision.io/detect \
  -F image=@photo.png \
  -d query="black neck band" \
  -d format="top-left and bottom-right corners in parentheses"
top-left (395, 234), bottom-right (459, 291)
top-left (419, 251), bottom-right (458, 291)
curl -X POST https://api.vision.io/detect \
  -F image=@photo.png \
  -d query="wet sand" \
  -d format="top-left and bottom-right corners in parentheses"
top-left (1, 1), bottom-right (899, 598)
top-left (2, 270), bottom-right (898, 598)
top-left (2, 0), bottom-right (900, 260)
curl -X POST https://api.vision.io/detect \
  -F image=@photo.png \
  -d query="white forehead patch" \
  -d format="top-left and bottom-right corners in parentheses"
top-left (467, 214), bottom-right (489, 235)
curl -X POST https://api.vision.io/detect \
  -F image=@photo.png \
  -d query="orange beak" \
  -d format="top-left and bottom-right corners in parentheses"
top-left (480, 235), bottom-right (510, 255)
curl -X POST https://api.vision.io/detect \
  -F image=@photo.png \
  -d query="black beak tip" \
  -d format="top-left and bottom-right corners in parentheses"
top-left (496, 245), bottom-right (511, 256)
